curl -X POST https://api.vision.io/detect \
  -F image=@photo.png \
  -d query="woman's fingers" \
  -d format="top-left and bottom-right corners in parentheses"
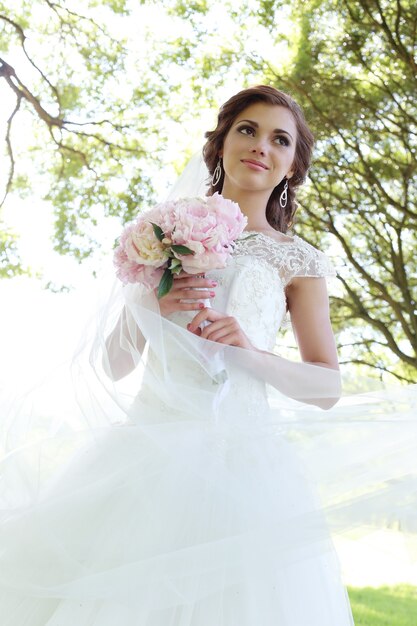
top-left (171, 275), bottom-right (217, 301)
top-left (188, 308), bottom-right (254, 349)
top-left (176, 288), bottom-right (215, 301)
top-left (177, 301), bottom-right (208, 311)
top-left (204, 322), bottom-right (244, 345)
top-left (200, 319), bottom-right (232, 340)
top-left (173, 273), bottom-right (217, 288)
top-left (157, 271), bottom-right (249, 347)
top-left (188, 307), bottom-right (223, 332)
top-left (158, 275), bottom-right (217, 316)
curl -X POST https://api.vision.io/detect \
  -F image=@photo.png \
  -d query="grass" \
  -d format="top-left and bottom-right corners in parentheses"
top-left (348, 585), bottom-right (417, 626)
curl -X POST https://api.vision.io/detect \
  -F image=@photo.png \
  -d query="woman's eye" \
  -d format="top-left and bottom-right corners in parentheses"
top-left (274, 135), bottom-right (290, 146)
top-left (238, 125), bottom-right (255, 136)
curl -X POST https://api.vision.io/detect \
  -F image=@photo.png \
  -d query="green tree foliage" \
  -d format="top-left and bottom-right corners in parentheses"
top-left (1, 0), bottom-right (416, 381)
top-left (264, 0), bottom-right (417, 382)
top-left (0, 227), bottom-right (25, 278)
top-left (0, 0), bottom-right (171, 267)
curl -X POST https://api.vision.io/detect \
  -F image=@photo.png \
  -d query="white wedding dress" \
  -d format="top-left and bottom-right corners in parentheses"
top-left (1, 229), bottom-right (416, 625)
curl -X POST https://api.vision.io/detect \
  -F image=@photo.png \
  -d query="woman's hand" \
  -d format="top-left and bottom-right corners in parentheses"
top-left (158, 272), bottom-right (217, 317)
top-left (188, 307), bottom-right (255, 350)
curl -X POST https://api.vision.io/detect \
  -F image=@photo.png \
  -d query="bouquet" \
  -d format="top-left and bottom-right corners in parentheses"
top-left (114, 193), bottom-right (247, 298)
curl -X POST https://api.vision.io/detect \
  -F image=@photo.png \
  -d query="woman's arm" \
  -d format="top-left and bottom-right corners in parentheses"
top-left (104, 306), bottom-right (145, 381)
top-left (188, 276), bottom-right (338, 368)
top-left (188, 275), bottom-right (340, 409)
top-left (104, 274), bottom-right (217, 381)
top-left (285, 276), bottom-right (339, 371)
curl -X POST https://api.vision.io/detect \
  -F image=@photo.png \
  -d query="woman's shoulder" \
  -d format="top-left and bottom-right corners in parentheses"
top-left (235, 230), bottom-right (336, 283)
top-left (285, 234), bottom-right (336, 281)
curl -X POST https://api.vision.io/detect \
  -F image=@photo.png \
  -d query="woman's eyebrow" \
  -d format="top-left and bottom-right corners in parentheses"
top-left (236, 119), bottom-right (293, 140)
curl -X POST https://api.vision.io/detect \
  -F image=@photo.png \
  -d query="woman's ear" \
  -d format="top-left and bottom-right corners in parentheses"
top-left (286, 160), bottom-right (295, 179)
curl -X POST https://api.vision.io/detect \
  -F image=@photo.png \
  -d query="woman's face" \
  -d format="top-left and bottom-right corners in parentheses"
top-left (220, 102), bottom-right (297, 196)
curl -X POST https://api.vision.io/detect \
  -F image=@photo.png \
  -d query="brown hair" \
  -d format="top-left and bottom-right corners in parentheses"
top-left (203, 85), bottom-right (314, 232)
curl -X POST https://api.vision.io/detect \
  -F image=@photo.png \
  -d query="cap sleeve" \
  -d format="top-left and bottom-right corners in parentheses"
top-left (284, 236), bottom-right (336, 286)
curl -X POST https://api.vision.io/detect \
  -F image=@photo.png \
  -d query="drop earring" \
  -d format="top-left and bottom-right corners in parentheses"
top-left (279, 178), bottom-right (288, 208)
top-left (212, 158), bottom-right (222, 187)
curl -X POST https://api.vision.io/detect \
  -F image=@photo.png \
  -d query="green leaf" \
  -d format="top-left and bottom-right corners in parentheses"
top-left (151, 223), bottom-right (165, 242)
top-left (170, 256), bottom-right (183, 275)
top-left (157, 268), bottom-right (174, 298)
top-left (171, 244), bottom-right (195, 255)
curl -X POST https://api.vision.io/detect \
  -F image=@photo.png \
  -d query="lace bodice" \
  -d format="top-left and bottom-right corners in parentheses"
top-left (234, 232), bottom-right (334, 287)
top-left (132, 233), bottom-right (335, 423)
top-left (201, 232), bottom-right (335, 352)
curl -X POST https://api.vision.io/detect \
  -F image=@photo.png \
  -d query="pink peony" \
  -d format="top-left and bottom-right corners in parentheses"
top-left (206, 192), bottom-right (247, 242)
top-left (114, 194), bottom-right (247, 294)
top-left (168, 194), bottom-right (246, 273)
top-left (179, 249), bottom-right (229, 274)
top-left (122, 219), bottom-right (167, 267)
top-left (114, 245), bottom-right (164, 287)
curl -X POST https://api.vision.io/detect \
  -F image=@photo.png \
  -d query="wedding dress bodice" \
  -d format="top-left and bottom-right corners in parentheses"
top-left (209, 232), bottom-right (334, 351)
top-left (131, 233), bottom-right (334, 423)
top-left (168, 232), bottom-right (334, 348)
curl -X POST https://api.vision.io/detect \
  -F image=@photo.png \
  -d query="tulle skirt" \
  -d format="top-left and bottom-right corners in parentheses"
top-left (1, 282), bottom-right (416, 625)
top-left (0, 396), bottom-right (355, 625)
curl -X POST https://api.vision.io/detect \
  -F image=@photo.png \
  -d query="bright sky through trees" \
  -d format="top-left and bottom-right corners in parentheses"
top-left (0, 1), bottom-right (293, 283)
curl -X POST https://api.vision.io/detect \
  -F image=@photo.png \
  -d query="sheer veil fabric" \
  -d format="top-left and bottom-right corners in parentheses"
top-left (0, 153), bottom-right (416, 625)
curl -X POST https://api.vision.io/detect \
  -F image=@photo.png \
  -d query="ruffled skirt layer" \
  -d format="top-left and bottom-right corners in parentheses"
top-left (0, 404), bottom-right (354, 625)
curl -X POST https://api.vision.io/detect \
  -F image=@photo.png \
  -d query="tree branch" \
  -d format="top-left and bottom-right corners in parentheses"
top-left (0, 58), bottom-right (63, 128)
top-left (339, 358), bottom-right (415, 383)
top-left (0, 94), bottom-right (21, 208)
top-left (337, 275), bottom-right (416, 365)
top-left (0, 15), bottom-right (62, 113)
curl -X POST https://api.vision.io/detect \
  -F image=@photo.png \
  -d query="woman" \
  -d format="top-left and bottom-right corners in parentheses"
top-left (160, 88), bottom-right (338, 372)
top-left (4, 85), bottom-right (412, 624)
top-left (106, 87), bottom-right (341, 406)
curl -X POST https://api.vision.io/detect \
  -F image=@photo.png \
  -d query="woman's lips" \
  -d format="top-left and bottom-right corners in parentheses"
top-left (241, 159), bottom-right (269, 171)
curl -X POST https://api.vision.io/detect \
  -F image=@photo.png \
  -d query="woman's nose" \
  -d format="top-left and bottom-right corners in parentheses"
top-left (251, 137), bottom-right (268, 156)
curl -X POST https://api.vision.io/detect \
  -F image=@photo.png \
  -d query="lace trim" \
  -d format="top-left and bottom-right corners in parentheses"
top-left (234, 232), bottom-right (335, 287)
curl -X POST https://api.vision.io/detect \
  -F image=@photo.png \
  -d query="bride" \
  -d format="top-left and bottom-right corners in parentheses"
top-left (1, 85), bottom-right (415, 625)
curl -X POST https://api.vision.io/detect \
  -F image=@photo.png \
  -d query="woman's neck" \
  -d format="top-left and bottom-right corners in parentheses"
top-left (220, 185), bottom-right (272, 231)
